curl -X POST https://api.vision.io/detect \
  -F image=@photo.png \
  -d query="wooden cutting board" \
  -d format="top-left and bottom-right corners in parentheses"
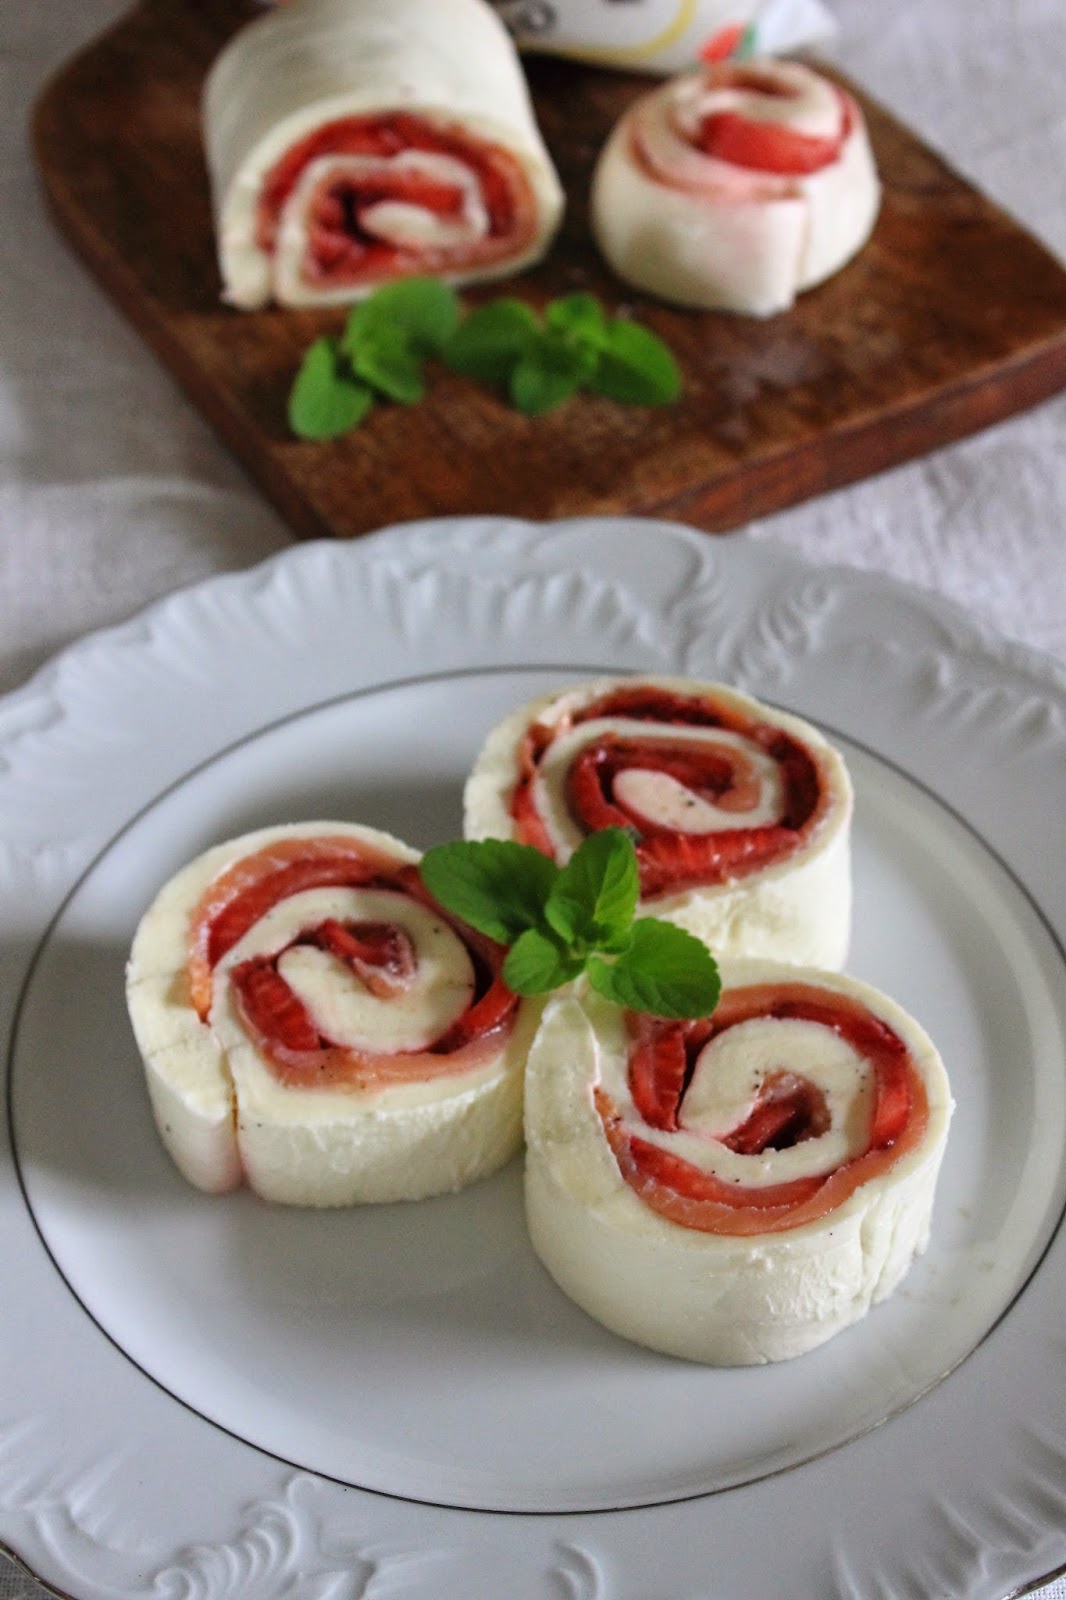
top-left (31, 0), bottom-right (1066, 539)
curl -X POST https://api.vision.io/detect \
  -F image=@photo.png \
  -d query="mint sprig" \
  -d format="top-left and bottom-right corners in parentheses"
top-left (288, 277), bottom-right (460, 440)
top-left (420, 829), bottom-right (720, 1020)
top-left (440, 298), bottom-right (541, 387)
top-left (288, 279), bottom-right (682, 438)
top-left (541, 825), bottom-right (638, 951)
top-left (342, 276), bottom-right (461, 353)
top-left (417, 836), bottom-right (557, 946)
top-left (442, 290), bottom-right (681, 416)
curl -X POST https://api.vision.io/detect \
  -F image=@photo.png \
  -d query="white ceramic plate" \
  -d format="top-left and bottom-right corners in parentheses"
top-left (3, 516), bottom-right (1066, 1600)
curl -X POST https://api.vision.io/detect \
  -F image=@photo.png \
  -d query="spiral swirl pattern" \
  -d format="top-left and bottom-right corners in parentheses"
top-left (465, 676), bottom-right (853, 967)
top-left (203, 0), bottom-right (564, 308)
top-left (590, 57), bottom-right (880, 313)
top-left (127, 823), bottom-right (533, 1205)
top-left (523, 961), bottom-right (953, 1364)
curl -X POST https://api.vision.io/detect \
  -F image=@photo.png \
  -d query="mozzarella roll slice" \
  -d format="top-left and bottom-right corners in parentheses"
top-left (126, 822), bottom-right (538, 1205)
top-left (464, 676), bottom-right (852, 967)
top-left (525, 962), bottom-right (952, 1364)
top-left (202, 0), bottom-right (564, 308)
top-left (590, 57), bottom-right (879, 314)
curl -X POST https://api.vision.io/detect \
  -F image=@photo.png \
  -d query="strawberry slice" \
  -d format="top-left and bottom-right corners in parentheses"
top-left (627, 1017), bottom-right (700, 1131)
top-left (698, 110), bottom-right (844, 174)
top-left (311, 917), bottom-right (416, 999)
top-left (510, 721), bottom-right (559, 856)
top-left (720, 1070), bottom-right (831, 1154)
top-left (256, 110), bottom-right (526, 264)
top-left (699, 23), bottom-right (749, 64)
top-left (511, 778), bottom-right (556, 856)
top-left (431, 973), bottom-right (515, 1052)
top-left (232, 957), bottom-right (321, 1054)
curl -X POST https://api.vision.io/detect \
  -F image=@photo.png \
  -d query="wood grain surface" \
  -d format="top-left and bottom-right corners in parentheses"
top-left (30, 0), bottom-right (1066, 541)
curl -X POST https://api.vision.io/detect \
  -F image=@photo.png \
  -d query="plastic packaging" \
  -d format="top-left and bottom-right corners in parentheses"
top-left (490, 0), bottom-right (834, 74)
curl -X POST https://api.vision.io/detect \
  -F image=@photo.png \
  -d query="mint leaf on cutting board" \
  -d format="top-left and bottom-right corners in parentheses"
top-left (288, 337), bottom-right (375, 441)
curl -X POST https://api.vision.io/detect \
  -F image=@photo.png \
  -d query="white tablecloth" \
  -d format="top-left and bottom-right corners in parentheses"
top-left (1, 2), bottom-right (1064, 1596)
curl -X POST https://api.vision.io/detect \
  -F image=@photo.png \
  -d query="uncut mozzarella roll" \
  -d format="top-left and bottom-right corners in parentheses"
top-left (525, 962), bottom-right (953, 1364)
top-left (464, 676), bottom-right (852, 968)
top-left (203, 0), bottom-right (565, 309)
top-left (126, 822), bottom-right (539, 1206)
top-left (590, 57), bottom-right (879, 314)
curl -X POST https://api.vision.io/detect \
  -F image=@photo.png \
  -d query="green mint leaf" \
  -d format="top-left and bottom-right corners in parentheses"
top-left (544, 828), bottom-right (640, 948)
top-left (288, 337), bottom-right (375, 440)
top-left (349, 333), bottom-right (425, 405)
top-left (419, 838), bottom-right (558, 945)
top-left (439, 292), bottom-right (680, 417)
top-left (510, 330), bottom-right (596, 415)
top-left (587, 919), bottom-right (721, 1019)
top-left (589, 318), bottom-right (682, 407)
top-left (343, 277), bottom-right (460, 356)
top-left (510, 358), bottom-right (580, 416)
top-left (503, 927), bottom-right (584, 995)
top-left (544, 292), bottom-right (609, 345)
top-left (441, 299), bottom-right (540, 385)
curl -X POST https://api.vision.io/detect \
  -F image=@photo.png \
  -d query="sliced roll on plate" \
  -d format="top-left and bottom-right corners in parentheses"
top-left (524, 961), bottom-right (953, 1364)
top-left (591, 57), bottom-right (880, 314)
top-left (203, 0), bottom-right (565, 308)
top-left (464, 676), bottom-right (853, 968)
top-left (126, 822), bottom-right (539, 1205)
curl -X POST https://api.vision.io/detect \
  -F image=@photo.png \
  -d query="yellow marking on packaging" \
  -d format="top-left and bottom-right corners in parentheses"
top-left (562, 0), bottom-right (701, 66)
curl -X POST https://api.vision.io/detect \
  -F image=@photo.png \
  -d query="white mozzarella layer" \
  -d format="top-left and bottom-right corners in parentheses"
top-left (203, 0), bottom-right (564, 308)
top-left (463, 675), bottom-right (853, 969)
top-left (523, 964), bottom-right (953, 1365)
top-left (126, 821), bottom-right (535, 1206)
top-left (219, 885), bottom-right (476, 1055)
top-left (590, 61), bottom-right (880, 315)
